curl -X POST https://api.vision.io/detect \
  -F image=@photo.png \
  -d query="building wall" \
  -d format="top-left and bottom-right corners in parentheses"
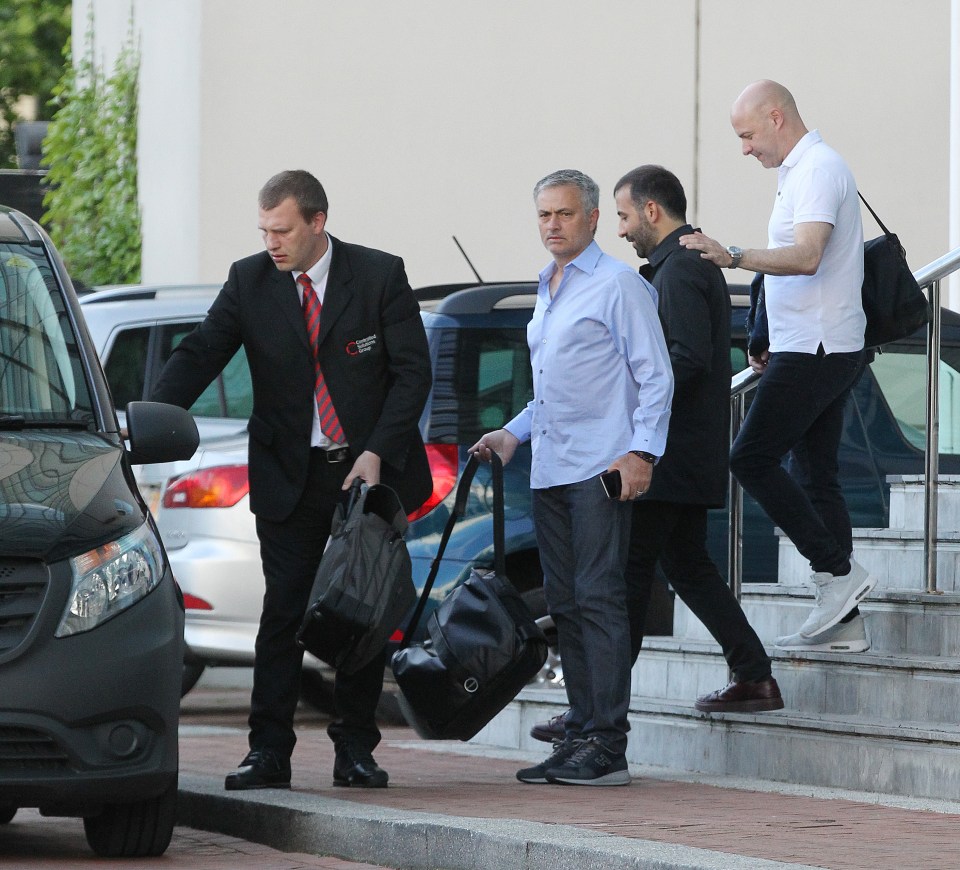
top-left (79, 1), bottom-right (956, 301)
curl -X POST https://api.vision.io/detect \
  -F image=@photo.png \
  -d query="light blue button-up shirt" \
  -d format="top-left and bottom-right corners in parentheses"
top-left (504, 241), bottom-right (673, 489)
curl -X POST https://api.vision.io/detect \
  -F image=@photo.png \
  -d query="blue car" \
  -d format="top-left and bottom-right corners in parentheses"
top-left (404, 281), bottom-right (960, 637)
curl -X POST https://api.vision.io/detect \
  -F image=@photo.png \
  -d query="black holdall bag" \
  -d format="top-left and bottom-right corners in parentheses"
top-left (297, 479), bottom-right (415, 675)
top-left (859, 192), bottom-right (931, 348)
top-left (745, 193), bottom-right (931, 354)
top-left (391, 452), bottom-right (548, 741)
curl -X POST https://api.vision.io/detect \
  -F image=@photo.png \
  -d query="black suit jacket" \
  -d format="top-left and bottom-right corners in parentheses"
top-left (151, 236), bottom-right (433, 521)
top-left (644, 225), bottom-right (731, 507)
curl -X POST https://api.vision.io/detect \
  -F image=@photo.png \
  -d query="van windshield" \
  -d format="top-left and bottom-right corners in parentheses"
top-left (0, 244), bottom-right (93, 423)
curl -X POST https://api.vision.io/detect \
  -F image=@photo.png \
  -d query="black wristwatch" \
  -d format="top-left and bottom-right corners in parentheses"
top-left (630, 450), bottom-right (657, 464)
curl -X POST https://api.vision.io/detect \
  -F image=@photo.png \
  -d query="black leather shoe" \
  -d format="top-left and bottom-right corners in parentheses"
top-left (694, 675), bottom-right (785, 713)
top-left (530, 711), bottom-right (568, 743)
top-left (224, 748), bottom-right (291, 791)
top-left (333, 743), bottom-right (389, 788)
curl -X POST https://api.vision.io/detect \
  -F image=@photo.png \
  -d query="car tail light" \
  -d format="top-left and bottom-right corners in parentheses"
top-left (163, 465), bottom-right (250, 509)
top-left (407, 443), bottom-right (458, 522)
top-left (182, 593), bottom-right (213, 610)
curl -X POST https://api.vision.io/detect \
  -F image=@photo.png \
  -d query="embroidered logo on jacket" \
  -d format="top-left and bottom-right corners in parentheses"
top-left (346, 335), bottom-right (377, 356)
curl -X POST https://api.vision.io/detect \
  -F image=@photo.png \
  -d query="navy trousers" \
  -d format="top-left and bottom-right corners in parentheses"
top-left (532, 476), bottom-right (632, 754)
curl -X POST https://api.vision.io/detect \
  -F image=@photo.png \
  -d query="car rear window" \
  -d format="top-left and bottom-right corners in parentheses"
top-left (870, 345), bottom-right (960, 453)
top-left (425, 326), bottom-right (533, 443)
top-left (102, 320), bottom-right (253, 420)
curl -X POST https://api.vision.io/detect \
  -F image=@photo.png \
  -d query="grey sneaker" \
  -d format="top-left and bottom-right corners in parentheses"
top-left (776, 613), bottom-right (869, 652)
top-left (516, 738), bottom-right (580, 784)
top-left (798, 559), bottom-right (876, 638)
top-left (544, 737), bottom-right (631, 786)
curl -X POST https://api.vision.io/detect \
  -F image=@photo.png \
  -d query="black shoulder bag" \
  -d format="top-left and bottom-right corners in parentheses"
top-left (858, 192), bottom-right (931, 348)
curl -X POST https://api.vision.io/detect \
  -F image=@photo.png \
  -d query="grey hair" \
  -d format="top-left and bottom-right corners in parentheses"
top-left (533, 169), bottom-right (600, 213)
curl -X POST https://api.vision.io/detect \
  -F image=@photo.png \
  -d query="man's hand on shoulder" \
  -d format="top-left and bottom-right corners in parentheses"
top-left (679, 230), bottom-right (733, 269)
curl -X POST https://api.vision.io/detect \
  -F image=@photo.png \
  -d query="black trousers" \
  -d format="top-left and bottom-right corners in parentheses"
top-left (249, 449), bottom-right (385, 759)
top-left (729, 348), bottom-right (864, 576)
top-left (626, 500), bottom-right (771, 683)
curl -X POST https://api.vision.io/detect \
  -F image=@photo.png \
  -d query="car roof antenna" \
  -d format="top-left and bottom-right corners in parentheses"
top-left (452, 235), bottom-right (484, 283)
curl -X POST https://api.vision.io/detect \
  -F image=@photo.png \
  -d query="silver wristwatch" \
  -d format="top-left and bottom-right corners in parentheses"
top-left (725, 246), bottom-right (743, 269)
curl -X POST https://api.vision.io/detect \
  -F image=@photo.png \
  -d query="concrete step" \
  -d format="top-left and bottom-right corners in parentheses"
top-left (888, 474), bottom-right (960, 531)
top-left (632, 637), bottom-right (960, 725)
top-left (673, 585), bottom-right (960, 657)
top-left (775, 474), bottom-right (960, 591)
top-left (473, 474), bottom-right (960, 803)
top-left (476, 687), bottom-right (960, 801)
top-left (776, 528), bottom-right (960, 592)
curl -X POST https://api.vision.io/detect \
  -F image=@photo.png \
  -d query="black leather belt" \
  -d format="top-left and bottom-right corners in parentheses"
top-left (313, 445), bottom-right (351, 464)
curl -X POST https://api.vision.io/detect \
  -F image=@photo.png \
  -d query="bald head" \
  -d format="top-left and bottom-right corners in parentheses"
top-left (734, 80), bottom-right (799, 120)
top-left (730, 80), bottom-right (808, 169)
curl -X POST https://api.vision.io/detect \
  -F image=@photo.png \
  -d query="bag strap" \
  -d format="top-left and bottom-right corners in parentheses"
top-left (858, 191), bottom-right (893, 238)
top-left (330, 477), bottom-right (364, 535)
top-left (399, 450), bottom-right (506, 648)
top-left (345, 477), bottom-right (364, 513)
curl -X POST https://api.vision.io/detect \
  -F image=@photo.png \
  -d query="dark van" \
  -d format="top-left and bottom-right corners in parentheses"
top-left (0, 207), bottom-right (198, 857)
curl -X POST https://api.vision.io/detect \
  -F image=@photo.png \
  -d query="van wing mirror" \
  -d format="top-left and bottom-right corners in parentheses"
top-left (125, 401), bottom-right (199, 465)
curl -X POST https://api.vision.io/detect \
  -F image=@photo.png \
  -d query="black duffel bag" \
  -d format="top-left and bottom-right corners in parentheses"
top-left (859, 192), bottom-right (931, 348)
top-left (297, 480), bottom-right (415, 675)
top-left (391, 452), bottom-right (548, 741)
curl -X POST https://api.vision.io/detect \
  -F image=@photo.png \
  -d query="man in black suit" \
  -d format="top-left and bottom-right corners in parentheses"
top-left (151, 170), bottom-right (432, 790)
top-left (613, 165), bottom-right (781, 713)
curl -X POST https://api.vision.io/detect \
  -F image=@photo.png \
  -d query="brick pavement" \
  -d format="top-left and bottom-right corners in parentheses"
top-left (179, 702), bottom-right (960, 870)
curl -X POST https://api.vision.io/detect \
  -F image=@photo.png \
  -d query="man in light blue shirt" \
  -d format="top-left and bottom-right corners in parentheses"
top-left (472, 169), bottom-right (673, 785)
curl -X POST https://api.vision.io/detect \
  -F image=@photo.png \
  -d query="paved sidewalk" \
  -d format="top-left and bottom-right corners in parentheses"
top-left (177, 683), bottom-right (960, 870)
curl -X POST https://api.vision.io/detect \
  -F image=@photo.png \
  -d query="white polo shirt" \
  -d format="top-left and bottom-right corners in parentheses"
top-left (765, 130), bottom-right (865, 354)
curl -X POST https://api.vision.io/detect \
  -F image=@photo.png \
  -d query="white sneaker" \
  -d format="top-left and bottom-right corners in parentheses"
top-left (798, 559), bottom-right (876, 638)
top-left (776, 613), bottom-right (869, 652)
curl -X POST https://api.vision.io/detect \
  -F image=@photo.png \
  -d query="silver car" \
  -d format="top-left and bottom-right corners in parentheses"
top-left (79, 284), bottom-right (396, 714)
top-left (79, 285), bottom-right (265, 694)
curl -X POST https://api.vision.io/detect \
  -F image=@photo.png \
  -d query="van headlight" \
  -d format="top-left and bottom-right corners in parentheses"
top-left (57, 522), bottom-right (165, 637)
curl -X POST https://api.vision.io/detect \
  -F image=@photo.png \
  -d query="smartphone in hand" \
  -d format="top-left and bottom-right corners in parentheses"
top-left (600, 469), bottom-right (621, 499)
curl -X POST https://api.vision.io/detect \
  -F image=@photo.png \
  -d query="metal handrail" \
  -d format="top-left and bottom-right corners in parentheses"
top-left (917, 246), bottom-right (960, 592)
top-left (914, 248), bottom-right (960, 287)
top-left (727, 246), bottom-right (960, 599)
top-left (727, 368), bottom-right (761, 600)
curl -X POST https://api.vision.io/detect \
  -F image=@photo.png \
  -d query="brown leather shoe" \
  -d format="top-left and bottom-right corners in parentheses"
top-left (694, 676), bottom-right (785, 713)
top-left (530, 712), bottom-right (568, 743)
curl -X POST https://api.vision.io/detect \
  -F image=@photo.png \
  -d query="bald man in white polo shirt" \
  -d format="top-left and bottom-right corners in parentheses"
top-left (680, 80), bottom-right (876, 652)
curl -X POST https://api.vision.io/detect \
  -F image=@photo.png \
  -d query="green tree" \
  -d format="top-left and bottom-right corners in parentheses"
top-left (42, 17), bottom-right (141, 285)
top-left (0, 0), bottom-right (71, 168)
